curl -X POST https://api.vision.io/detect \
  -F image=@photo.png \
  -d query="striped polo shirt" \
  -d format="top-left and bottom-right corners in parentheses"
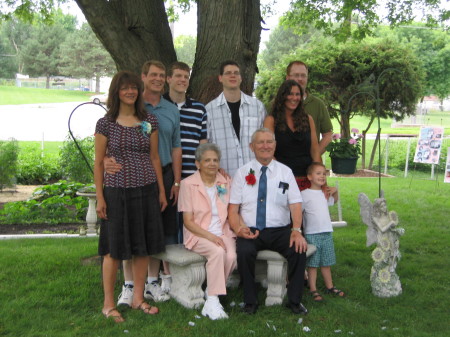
top-left (163, 93), bottom-right (207, 178)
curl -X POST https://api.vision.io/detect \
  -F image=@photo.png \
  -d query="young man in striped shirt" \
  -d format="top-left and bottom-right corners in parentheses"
top-left (163, 62), bottom-right (208, 180)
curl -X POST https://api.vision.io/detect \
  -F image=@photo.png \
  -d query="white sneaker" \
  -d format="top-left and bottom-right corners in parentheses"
top-left (201, 297), bottom-right (229, 320)
top-left (144, 282), bottom-right (170, 302)
top-left (160, 272), bottom-right (172, 294)
top-left (117, 284), bottom-right (133, 307)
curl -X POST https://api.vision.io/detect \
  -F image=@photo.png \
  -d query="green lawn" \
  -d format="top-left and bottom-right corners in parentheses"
top-left (0, 86), bottom-right (95, 105)
top-left (1, 177), bottom-right (449, 336)
top-left (332, 109), bottom-right (450, 135)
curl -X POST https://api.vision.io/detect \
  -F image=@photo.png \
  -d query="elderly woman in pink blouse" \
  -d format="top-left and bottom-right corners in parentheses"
top-left (178, 143), bottom-right (236, 320)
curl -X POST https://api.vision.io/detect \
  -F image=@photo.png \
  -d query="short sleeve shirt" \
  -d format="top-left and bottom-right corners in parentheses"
top-left (230, 159), bottom-right (302, 228)
top-left (163, 93), bottom-right (207, 178)
top-left (95, 114), bottom-right (158, 188)
top-left (144, 97), bottom-right (181, 167)
top-left (303, 94), bottom-right (333, 140)
top-left (301, 189), bottom-right (335, 234)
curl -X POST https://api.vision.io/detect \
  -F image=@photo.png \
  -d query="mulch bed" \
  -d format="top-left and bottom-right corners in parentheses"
top-left (329, 169), bottom-right (394, 178)
top-left (0, 223), bottom-right (82, 235)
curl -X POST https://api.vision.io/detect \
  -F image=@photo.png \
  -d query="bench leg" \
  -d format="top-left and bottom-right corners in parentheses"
top-left (265, 260), bottom-right (287, 306)
top-left (169, 261), bottom-right (206, 309)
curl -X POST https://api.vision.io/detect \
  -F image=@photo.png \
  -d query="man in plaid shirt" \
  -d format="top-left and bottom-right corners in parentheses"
top-left (206, 60), bottom-right (266, 177)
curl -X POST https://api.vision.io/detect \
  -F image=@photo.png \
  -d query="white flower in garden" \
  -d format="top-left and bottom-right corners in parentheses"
top-left (380, 237), bottom-right (391, 251)
top-left (378, 268), bottom-right (391, 283)
top-left (371, 248), bottom-right (385, 262)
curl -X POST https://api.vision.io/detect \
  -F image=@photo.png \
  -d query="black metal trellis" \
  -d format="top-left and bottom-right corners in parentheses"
top-left (343, 68), bottom-right (403, 198)
top-left (67, 102), bottom-right (107, 175)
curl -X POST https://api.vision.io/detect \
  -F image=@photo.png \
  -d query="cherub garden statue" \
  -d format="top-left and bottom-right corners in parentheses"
top-left (358, 192), bottom-right (405, 298)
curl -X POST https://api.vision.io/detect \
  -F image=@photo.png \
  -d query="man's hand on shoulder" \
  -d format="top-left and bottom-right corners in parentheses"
top-left (104, 157), bottom-right (122, 174)
top-left (289, 230), bottom-right (308, 253)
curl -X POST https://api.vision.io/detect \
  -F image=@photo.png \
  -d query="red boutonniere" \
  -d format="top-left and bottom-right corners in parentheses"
top-left (245, 168), bottom-right (256, 186)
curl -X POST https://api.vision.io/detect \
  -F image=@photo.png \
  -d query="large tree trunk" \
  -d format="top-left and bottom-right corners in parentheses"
top-left (74, 0), bottom-right (177, 75)
top-left (75, 0), bottom-right (262, 105)
top-left (186, 0), bottom-right (262, 104)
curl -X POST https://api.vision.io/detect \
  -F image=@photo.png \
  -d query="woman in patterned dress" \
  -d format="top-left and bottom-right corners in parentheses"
top-left (94, 71), bottom-right (167, 322)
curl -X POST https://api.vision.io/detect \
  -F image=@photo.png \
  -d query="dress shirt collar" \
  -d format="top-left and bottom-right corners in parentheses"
top-left (216, 91), bottom-right (250, 107)
top-left (253, 159), bottom-right (275, 175)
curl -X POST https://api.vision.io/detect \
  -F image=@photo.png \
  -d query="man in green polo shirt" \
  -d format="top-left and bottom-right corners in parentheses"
top-left (286, 61), bottom-right (333, 154)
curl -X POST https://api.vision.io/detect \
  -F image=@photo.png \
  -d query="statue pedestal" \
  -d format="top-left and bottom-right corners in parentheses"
top-left (76, 192), bottom-right (98, 235)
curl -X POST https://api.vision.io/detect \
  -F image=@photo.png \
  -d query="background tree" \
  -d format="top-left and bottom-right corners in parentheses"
top-left (385, 25), bottom-right (450, 108)
top-left (0, 17), bottom-right (33, 76)
top-left (259, 25), bottom-right (303, 70)
top-left (256, 36), bottom-right (424, 138)
top-left (173, 34), bottom-right (196, 68)
top-left (1, 0), bottom-right (447, 102)
top-left (59, 23), bottom-right (116, 92)
top-left (283, 0), bottom-right (449, 42)
top-left (0, 27), bottom-right (17, 78)
top-left (21, 11), bottom-right (76, 88)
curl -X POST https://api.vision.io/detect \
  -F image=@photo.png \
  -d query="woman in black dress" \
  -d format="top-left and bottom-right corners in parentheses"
top-left (94, 71), bottom-right (167, 322)
top-left (264, 80), bottom-right (321, 190)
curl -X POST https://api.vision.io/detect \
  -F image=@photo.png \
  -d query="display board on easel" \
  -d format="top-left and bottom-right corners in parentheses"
top-left (413, 126), bottom-right (444, 164)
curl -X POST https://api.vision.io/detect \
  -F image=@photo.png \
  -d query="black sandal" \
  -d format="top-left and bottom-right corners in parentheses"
top-left (325, 287), bottom-right (345, 297)
top-left (309, 291), bottom-right (324, 302)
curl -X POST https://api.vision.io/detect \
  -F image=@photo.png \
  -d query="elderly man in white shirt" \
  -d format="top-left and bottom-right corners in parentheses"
top-left (228, 128), bottom-right (309, 315)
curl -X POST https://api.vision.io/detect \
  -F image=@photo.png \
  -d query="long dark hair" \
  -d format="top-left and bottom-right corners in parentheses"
top-left (106, 71), bottom-right (147, 121)
top-left (270, 80), bottom-right (309, 132)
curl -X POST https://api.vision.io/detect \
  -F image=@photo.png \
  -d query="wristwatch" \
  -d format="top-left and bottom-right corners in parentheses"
top-left (173, 182), bottom-right (180, 187)
top-left (291, 227), bottom-right (302, 234)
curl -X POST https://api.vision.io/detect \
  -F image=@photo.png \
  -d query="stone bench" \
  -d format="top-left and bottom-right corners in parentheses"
top-left (153, 243), bottom-right (316, 309)
top-left (254, 245), bottom-right (316, 306)
top-left (152, 244), bottom-right (206, 309)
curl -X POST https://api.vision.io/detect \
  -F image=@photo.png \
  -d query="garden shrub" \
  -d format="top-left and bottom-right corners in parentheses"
top-left (0, 138), bottom-right (19, 190)
top-left (16, 144), bottom-right (61, 184)
top-left (0, 180), bottom-right (89, 224)
top-left (59, 135), bottom-right (94, 184)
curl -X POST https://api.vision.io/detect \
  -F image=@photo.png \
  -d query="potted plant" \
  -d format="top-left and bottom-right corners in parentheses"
top-left (326, 128), bottom-right (363, 174)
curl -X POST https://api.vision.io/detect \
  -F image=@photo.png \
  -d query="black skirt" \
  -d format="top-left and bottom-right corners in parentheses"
top-left (98, 183), bottom-right (165, 260)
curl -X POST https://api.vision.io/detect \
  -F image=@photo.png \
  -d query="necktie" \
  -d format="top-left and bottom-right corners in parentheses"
top-left (256, 166), bottom-right (268, 231)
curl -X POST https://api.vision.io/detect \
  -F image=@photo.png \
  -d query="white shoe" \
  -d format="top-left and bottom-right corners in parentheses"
top-left (160, 272), bottom-right (172, 294)
top-left (201, 297), bottom-right (229, 320)
top-left (117, 284), bottom-right (133, 307)
top-left (144, 282), bottom-right (170, 302)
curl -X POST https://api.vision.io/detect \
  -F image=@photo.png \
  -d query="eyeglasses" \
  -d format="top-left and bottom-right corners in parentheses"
top-left (223, 71), bottom-right (241, 76)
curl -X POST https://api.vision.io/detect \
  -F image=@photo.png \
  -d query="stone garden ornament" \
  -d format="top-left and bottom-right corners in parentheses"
top-left (358, 192), bottom-right (405, 297)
